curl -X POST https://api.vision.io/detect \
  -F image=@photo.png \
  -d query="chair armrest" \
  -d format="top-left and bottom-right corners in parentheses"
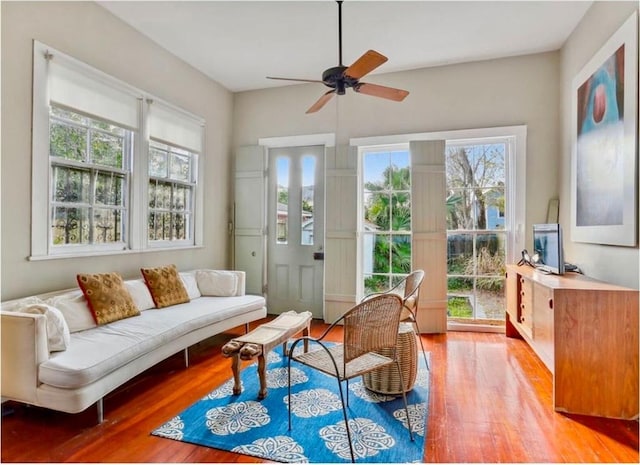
top-left (1, 312), bottom-right (49, 403)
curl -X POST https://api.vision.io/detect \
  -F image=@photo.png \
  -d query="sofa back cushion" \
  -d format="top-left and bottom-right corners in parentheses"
top-left (141, 264), bottom-right (190, 308)
top-left (77, 273), bottom-right (140, 325)
top-left (180, 272), bottom-right (202, 300)
top-left (46, 291), bottom-right (97, 333)
top-left (196, 270), bottom-right (238, 297)
top-left (124, 279), bottom-right (156, 311)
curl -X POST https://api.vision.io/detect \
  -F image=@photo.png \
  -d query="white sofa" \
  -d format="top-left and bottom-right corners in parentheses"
top-left (0, 270), bottom-right (266, 422)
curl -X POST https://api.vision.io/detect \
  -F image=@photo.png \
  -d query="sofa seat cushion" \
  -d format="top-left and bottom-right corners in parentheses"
top-left (38, 295), bottom-right (266, 389)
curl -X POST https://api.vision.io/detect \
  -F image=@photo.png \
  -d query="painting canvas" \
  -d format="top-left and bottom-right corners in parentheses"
top-left (571, 12), bottom-right (638, 246)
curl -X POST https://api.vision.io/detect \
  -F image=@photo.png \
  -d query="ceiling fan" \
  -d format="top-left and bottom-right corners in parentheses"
top-left (266, 0), bottom-right (409, 114)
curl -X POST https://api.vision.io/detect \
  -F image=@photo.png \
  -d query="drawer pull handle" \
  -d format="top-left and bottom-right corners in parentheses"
top-left (548, 298), bottom-right (553, 309)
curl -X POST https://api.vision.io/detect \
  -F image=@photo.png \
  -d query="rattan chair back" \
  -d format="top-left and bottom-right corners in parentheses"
top-left (403, 269), bottom-right (425, 304)
top-left (342, 294), bottom-right (403, 362)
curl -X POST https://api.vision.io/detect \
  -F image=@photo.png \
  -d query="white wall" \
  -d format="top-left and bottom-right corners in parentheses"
top-left (1, 1), bottom-right (234, 299)
top-left (559, 1), bottom-right (639, 289)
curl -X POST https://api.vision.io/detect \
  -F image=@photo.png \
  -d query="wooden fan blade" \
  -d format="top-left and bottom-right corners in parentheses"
top-left (344, 50), bottom-right (388, 79)
top-left (355, 83), bottom-right (409, 101)
top-left (306, 90), bottom-right (336, 114)
top-left (267, 76), bottom-right (325, 84)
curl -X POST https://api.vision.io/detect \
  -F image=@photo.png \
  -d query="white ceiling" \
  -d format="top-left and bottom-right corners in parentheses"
top-left (98, 1), bottom-right (592, 93)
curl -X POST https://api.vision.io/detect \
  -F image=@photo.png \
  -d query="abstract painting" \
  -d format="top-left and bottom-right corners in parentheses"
top-left (571, 12), bottom-right (638, 246)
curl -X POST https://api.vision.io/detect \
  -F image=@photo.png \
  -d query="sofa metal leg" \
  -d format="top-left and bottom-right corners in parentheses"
top-left (97, 398), bottom-right (104, 423)
top-left (245, 323), bottom-right (250, 333)
top-left (184, 348), bottom-right (189, 368)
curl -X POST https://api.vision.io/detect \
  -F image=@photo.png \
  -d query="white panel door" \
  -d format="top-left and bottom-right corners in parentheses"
top-left (267, 146), bottom-right (324, 317)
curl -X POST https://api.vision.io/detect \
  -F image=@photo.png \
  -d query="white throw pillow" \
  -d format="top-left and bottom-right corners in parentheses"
top-left (125, 279), bottom-right (156, 311)
top-left (196, 270), bottom-right (238, 297)
top-left (22, 304), bottom-right (71, 352)
top-left (46, 291), bottom-right (96, 333)
top-left (180, 272), bottom-right (202, 300)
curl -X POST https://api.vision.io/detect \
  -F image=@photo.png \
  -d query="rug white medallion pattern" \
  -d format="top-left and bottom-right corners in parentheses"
top-left (152, 344), bottom-right (430, 463)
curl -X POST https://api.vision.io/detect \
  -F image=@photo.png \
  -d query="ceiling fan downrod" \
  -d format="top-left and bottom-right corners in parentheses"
top-left (337, 0), bottom-right (343, 66)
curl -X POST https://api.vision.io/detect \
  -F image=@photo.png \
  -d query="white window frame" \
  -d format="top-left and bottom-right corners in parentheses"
top-left (49, 105), bottom-right (133, 253)
top-left (352, 126), bottom-right (527, 299)
top-left (31, 41), bottom-right (204, 260)
top-left (357, 143), bottom-right (412, 297)
top-left (147, 139), bottom-right (198, 248)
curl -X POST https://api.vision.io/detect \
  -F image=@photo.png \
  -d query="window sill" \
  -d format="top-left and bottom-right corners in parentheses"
top-left (28, 245), bottom-right (205, 261)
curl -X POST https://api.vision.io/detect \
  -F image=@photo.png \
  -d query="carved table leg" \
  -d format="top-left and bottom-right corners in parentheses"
top-left (231, 354), bottom-right (242, 395)
top-left (257, 354), bottom-right (267, 399)
top-left (303, 325), bottom-right (310, 353)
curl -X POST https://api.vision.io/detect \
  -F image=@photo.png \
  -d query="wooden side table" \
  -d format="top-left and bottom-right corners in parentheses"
top-left (362, 322), bottom-right (418, 394)
top-left (221, 310), bottom-right (312, 399)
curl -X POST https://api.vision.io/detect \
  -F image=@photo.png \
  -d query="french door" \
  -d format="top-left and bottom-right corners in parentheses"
top-left (267, 146), bottom-right (325, 318)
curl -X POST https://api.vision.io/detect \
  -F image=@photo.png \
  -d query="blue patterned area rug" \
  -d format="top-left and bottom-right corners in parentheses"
top-left (152, 344), bottom-right (430, 463)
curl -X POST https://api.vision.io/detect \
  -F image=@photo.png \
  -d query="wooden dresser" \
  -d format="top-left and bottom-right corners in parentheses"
top-left (505, 264), bottom-right (638, 419)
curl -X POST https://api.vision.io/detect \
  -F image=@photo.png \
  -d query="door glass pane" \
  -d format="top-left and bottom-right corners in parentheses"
top-left (391, 194), bottom-right (411, 231)
top-left (476, 233), bottom-right (505, 275)
top-left (363, 151), bottom-right (390, 188)
top-left (447, 277), bottom-right (474, 319)
top-left (372, 234), bottom-right (391, 273)
top-left (391, 234), bottom-right (411, 273)
top-left (447, 233), bottom-right (473, 274)
top-left (276, 157), bottom-right (289, 244)
top-left (300, 155), bottom-right (315, 245)
top-left (476, 278), bottom-right (505, 320)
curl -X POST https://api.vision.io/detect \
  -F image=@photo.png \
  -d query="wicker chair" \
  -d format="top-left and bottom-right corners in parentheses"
top-left (286, 294), bottom-right (414, 463)
top-left (363, 270), bottom-right (429, 370)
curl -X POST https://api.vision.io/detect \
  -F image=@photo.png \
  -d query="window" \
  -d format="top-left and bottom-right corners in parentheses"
top-left (31, 41), bottom-right (204, 259)
top-left (360, 147), bottom-right (412, 294)
top-left (148, 141), bottom-right (196, 243)
top-left (446, 140), bottom-right (508, 324)
top-left (50, 106), bottom-right (132, 250)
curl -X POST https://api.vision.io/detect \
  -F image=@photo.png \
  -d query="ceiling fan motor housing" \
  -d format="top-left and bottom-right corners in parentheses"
top-left (322, 66), bottom-right (359, 95)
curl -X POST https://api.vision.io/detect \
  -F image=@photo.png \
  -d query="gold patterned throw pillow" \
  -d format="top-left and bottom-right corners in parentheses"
top-left (76, 273), bottom-right (140, 325)
top-left (141, 264), bottom-right (190, 308)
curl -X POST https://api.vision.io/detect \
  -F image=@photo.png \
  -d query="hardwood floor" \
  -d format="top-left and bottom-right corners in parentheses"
top-left (2, 318), bottom-right (638, 463)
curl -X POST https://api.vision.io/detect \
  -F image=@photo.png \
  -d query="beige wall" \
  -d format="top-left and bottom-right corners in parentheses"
top-left (1, 1), bottom-right (234, 299)
top-left (234, 51), bottom-right (562, 234)
top-left (559, 1), bottom-right (639, 289)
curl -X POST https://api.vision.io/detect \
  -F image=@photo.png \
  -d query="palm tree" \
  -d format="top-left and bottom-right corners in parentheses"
top-left (365, 165), bottom-right (412, 283)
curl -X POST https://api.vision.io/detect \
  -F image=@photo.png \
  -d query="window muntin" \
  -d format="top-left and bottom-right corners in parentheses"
top-left (148, 141), bottom-right (196, 244)
top-left (49, 106), bottom-right (131, 250)
top-left (362, 149), bottom-right (412, 295)
top-left (446, 141), bottom-right (507, 323)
